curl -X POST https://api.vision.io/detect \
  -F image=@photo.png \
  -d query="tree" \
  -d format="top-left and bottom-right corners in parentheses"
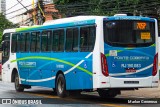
top-left (53, 0), bottom-right (160, 17)
top-left (0, 13), bottom-right (18, 44)
top-left (53, 0), bottom-right (141, 16)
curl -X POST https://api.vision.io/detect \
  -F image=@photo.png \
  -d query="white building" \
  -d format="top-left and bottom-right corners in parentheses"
top-left (0, 0), bottom-right (6, 14)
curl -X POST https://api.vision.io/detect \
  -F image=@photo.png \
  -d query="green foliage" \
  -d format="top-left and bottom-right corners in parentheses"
top-left (53, 0), bottom-right (141, 16)
top-left (54, 0), bottom-right (160, 17)
top-left (0, 13), bottom-right (18, 44)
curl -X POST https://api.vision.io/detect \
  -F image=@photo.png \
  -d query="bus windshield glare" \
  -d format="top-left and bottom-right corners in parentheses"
top-left (104, 20), bottom-right (155, 47)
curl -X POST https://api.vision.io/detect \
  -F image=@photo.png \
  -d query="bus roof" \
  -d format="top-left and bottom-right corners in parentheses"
top-left (3, 15), bottom-right (155, 34)
top-left (15, 16), bottom-right (104, 32)
top-left (43, 16), bottom-right (105, 25)
top-left (3, 29), bottom-right (16, 34)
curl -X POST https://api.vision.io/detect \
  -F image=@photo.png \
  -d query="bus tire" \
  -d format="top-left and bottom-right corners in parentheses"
top-left (52, 88), bottom-right (57, 95)
top-left (56, 74), bottom-right (68, 98)
top-left (15, 72), bottom-right (24, 92)
top-left (98, 89), bottom-right (117, 98)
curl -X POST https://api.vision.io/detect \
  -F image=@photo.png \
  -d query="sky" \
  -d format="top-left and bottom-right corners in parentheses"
top-left (6, 0), bottom-right (37, 23)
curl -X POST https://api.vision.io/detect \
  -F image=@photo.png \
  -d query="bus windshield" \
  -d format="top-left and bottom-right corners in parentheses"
top-left (104, 20), bottom-right (155, 47)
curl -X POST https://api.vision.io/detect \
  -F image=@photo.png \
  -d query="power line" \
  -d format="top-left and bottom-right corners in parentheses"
top-left (5, 4), bottom-right (34, 16)
top-left (5, 0), bottom-right (23, 12)
top-left (5, 0), bottom-right (49, 17)
top-left (17, 0), bottom-right (29, 11)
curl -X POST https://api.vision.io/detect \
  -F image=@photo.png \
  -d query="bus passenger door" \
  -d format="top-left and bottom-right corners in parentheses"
top-left (2, 33), bottom-right (10, 82)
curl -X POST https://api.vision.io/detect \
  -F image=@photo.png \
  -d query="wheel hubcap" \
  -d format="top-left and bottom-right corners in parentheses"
top-left (58, 79), bottom-right (64, 94)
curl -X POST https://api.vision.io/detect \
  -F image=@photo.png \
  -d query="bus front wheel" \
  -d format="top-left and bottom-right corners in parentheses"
top-left (15, 73), bottom-right (24, 92)
top-left (56, 74), bottom-right (68, 98)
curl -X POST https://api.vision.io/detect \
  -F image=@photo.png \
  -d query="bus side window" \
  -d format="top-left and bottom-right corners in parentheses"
top-left (2, 33), bottom-right (10, 56)
top-left (25, 33), bottom-right (30, 52)
top-left (2, 33), bottom-right (10, 64)
top-left (11, 34), bottom-right (17, 53)
top-left (36, 32), bottom-right (41, 52)
top-left (80, 26), bottom-right (96, 52)
top-left (52, 29), bottom-right (64, 52)
top-left (31, 32), bottom-right (40, 52)
top-left (18, 33), bottom-right (25, 52)
top-left (20, 33), bottom-right (30, 52)
top-left (31, 32), bottom-right (36, 52)
top-left (66, 28), bottom-right (78, 52)
top-left (41, 30), bottom-right (52, 52)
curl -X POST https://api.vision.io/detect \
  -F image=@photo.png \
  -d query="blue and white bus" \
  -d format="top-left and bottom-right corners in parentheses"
top-left (1, 14), bottom-right (159, 98)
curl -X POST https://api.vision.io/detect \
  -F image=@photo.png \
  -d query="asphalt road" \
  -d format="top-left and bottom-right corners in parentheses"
top-left (0, 81), bottom-right (160, 107)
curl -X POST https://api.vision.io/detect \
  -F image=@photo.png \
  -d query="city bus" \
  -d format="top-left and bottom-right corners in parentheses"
top-left (1, 14), bottom-right (159, 98)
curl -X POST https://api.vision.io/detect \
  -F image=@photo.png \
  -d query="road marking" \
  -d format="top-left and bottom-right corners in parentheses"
top-left (33, 94), bottom-right (60, 99)
top-left (100, 104), bottom-right (129, 107)
top-left (24, 92), bottom-right (59, 98)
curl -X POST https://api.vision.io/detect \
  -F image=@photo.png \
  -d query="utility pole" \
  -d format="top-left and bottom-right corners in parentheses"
top-left (37, 0), bottom-right (45, 25)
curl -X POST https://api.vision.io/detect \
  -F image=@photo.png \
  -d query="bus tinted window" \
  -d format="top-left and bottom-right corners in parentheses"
top-left (42, 31), bottom-right (52, 52)
top-left (52, 29), bottom-right (64, 52)
top-left (3, 33), bottom-right (10, 58)
top-left (80, 26), bottom-right (96, 52)
top-left (25, 33), bottom-right (30, 52)
top-left (104, 20), bottom-right (155, 47)
top-left (11, 34), bottom-right (17, 53)
top-left (3, 33), bottom-right (10, 41)
top-left (31, 32), bottom-right (40, 52)
top-left (18, 33), bottom-right (25, 52)
top-left (66, 28), bottom-right (78, 52)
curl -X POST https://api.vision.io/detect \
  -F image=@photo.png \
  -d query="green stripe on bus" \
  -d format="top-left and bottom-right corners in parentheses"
top-left (16, 26), bottom-right (41, 32)
top-left (11, 56), bottom-right (93, 76)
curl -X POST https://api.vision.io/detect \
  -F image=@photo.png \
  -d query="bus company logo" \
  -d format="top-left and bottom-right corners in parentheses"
top-left (1, 99), bottom-right (42, 104)
top-left (56, 64), bottom-right (64, 69)
top-left (19, 61), bottom-right (36, 67)
top-left (2, 99), bottom-right (11, 104)
top-left (137, 22), bottom-right (147, 30)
